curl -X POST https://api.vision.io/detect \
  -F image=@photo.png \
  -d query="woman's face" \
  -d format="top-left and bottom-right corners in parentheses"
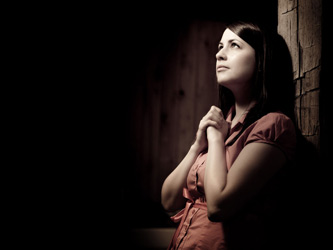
top-left (216, 28), bottom-right (256, 91)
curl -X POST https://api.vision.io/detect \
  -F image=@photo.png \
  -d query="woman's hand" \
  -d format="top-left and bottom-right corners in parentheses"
top-left (193, 106), bottom-right (229, 152)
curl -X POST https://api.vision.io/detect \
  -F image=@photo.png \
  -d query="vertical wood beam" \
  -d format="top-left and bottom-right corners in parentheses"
top-left (278, 0), bottom-right (322, 149)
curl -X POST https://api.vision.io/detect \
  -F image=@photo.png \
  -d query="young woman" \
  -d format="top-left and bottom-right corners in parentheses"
top-left (161, 21), bottom-right (298, 249)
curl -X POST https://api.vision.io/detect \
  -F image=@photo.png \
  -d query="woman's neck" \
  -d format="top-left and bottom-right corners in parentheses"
top-left (231, 91), bottom-right (255, 128)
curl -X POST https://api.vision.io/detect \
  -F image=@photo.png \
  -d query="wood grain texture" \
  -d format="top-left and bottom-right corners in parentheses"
top-left (278, 0), bottom-right (322, 149)
top-left (130, 20), bottom-right (225, 202)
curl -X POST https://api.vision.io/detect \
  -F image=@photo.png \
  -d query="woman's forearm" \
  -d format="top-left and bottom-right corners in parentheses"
top-left (161, 144), bottom-right (201, 212)
top-left (204, 139), bottom-right (228, 219)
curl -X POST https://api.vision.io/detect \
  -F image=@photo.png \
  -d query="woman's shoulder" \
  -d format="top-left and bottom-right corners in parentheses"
top-left (259, 111), bottom-right (292, 121)
top-left (245, 111), bottom-right (297, 159)
top-left (254, 112), bottom-right (295, 130)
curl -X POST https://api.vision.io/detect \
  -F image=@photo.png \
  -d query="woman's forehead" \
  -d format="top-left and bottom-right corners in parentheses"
top-left (220, 28), bottom-right (242, 43)
top-left (220, 28), bottom-right (252, 49)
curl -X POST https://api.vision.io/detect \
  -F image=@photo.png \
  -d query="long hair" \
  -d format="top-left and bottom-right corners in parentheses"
top-left (218, 21), bottom-right (296, 145)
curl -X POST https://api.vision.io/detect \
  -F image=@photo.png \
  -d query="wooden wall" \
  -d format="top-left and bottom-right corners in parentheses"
top-left (278, 0), bottom-right (322, 148)
top-left (129, 20), bottom-right (225, 203)
top-left (277, 3), bottom-right (331, 244)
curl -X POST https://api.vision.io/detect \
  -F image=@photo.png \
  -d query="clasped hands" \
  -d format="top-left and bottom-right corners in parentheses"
top-left (193, 106), bottom-right (230, 152)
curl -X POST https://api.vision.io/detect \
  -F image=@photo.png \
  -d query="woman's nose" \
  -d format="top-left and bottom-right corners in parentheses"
top-left (216, 48), bottom-right (227, 61)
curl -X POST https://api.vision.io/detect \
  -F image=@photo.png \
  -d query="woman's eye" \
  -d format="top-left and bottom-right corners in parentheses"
top-left (218, 45), bottom-right (223, 51)
top-left (231, 43), bottom-right (240, 48)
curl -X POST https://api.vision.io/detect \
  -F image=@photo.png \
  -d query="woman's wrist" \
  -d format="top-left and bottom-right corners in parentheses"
top-left (208, 137), bottom-right (225, 147)
top-left (190, 142), bottom-right (204, 156)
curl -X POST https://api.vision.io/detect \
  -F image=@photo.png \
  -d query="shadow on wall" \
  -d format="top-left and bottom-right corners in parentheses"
top-left (280, 130), bottom-right (327, 249)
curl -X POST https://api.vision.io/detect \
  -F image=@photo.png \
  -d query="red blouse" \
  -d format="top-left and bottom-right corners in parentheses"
top-left (167, 108), bottom-right (297, 250)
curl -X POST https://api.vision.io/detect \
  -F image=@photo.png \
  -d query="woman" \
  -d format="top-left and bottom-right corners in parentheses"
top-left (161, 21), bottom-right (298, 249)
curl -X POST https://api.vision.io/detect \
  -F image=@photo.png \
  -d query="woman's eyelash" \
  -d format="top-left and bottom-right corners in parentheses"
top-left (218, 42), bottom-right (240, 51)
top-left (231, 42), bottom-right (240, 48)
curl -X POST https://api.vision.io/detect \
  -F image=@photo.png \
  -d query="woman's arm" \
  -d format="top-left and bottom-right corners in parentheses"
top-left (161, 106), bottom-right (227, 212)
top-left (205, 138), bottom-right (286, 222)
top-left (161, 144), bottom-right (201, 212)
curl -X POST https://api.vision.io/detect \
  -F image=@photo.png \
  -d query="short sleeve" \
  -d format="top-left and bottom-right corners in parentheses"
top-left (245, 113), bottom-right (297, 160)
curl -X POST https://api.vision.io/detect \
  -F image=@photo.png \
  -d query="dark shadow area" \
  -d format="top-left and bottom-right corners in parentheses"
top-left (318, 0), bottom-right (333, 247)
top-left (219, 130), bottom-right (323, 250)
top-left (320, 0), bottom-right (332, 174)
top-left (282, 131), bottom-right (324, 249)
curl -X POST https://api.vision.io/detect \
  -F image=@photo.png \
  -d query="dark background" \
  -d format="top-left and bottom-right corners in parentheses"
top-left (55, 1), bottom-right (332, 248)
top-left (48, 0), bottom-right (333, 248)
top-left (18, 1), bottom-right (332, 248)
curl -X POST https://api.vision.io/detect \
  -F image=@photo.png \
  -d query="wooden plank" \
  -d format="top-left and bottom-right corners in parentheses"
top-left (304, 135), bottom-right (320, 150)
top-left (287, 0), bottom-right (297, 12)
top-left (298, 0), bottom-right (322, 76)
top-left (277, 0), bottom-right (287, 15)
top-left (176, 21), bottom-right (198, 164)
top-left (156, 20), bottom-right (227, 200)
top-left (145, 52), bottom-right (163, 201)
top-left (157, 34), bottom-right (181, 196)
top-left (278, 6), bottom-right (299, 79)
top-left (195, 21), bottom-right (224, 124)
top-left (294, 79), bottom-right (302, 129)
top-left (300, 90), bottom-right (320, 137)
top-left (302, 67), bottom-right (320, 93)
top-left (278, 0), bottom-right (322, 150)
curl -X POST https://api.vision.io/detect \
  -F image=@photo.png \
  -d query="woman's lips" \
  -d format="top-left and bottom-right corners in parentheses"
top-left (216, 65), bottom-right (229, 72)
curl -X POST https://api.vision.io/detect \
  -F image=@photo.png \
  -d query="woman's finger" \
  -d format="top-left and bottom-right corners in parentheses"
top-left (210, 105), bottom-right (224, 118)
top-left (201, 119), bottom-right (221, 130)
top-left (201, 110), bottom-right (224, 126)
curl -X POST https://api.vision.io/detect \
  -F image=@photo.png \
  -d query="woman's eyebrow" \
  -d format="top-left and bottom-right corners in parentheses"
top-left (219, 39), bottom-right (242, 46)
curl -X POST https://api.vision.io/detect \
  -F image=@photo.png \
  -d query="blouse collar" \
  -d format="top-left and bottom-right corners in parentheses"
top-left (226, 105), bottom-right (249, 126)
